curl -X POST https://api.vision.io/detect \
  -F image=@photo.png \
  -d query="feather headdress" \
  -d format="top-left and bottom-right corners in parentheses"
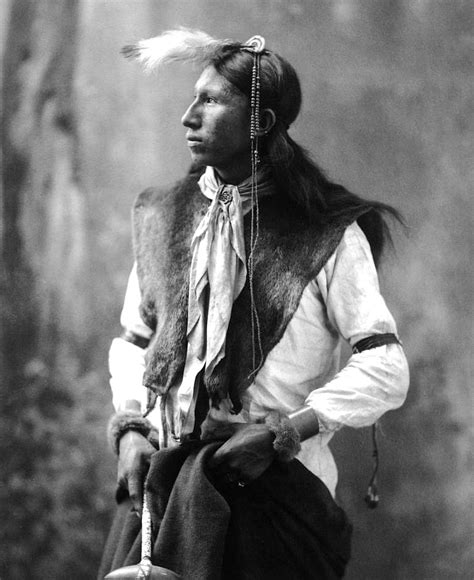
top-left (121, 27), bottom-right (229, 72)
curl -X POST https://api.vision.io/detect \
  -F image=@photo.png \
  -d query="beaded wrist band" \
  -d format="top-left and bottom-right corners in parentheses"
top-left (107, 411), bottom-right (155, 455)
top-left (264, 411), bottom-right (302, 462)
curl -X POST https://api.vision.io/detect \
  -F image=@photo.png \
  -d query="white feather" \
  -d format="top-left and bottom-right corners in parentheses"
top-left (122, 28), bottom-right (226, 72)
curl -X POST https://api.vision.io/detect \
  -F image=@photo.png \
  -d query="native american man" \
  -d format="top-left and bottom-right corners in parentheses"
top-left (100, 30), bottom-right (409, 580)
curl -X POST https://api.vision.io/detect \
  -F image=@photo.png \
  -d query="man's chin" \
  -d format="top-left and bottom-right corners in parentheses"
top-left (188, 151), bottom-right (211, 167)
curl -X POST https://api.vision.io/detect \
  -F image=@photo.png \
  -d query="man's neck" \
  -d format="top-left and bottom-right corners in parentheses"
top-left (214, 162), bottom-right (252, 186)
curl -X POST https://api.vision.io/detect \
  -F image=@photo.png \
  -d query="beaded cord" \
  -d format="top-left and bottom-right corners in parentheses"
top-left (247, 42), bottom-right (264, 376)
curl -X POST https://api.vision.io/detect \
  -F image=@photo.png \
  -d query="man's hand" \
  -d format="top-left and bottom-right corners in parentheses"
top-left (118, 430), bottom-right (156, 513)
top-left (208, 424), bottom-right (275, 485)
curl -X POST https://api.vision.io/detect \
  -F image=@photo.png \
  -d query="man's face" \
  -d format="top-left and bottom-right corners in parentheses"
top-left (181, 66), bottom-right (251, 184)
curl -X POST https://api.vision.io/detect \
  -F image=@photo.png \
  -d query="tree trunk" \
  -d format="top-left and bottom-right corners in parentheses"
top-left (0, 1), bottom-right (100, 577)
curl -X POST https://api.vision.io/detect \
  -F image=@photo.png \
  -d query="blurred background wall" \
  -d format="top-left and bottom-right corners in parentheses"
top-left (1, 0), bottom-right (472, 578)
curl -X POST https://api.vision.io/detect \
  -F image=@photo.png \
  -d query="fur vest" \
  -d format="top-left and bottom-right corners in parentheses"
top-left (133, 170), bottom-right (369, 412)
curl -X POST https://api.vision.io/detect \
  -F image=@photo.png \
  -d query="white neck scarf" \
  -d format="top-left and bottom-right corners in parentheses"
top-left (188, 167), bottom-right (260, 377)
top-left (178, 166), bottom-right (274, 434)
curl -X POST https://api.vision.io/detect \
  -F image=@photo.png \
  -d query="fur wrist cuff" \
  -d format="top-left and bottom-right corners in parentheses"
top-left (265, 411), bottom-right (301, 462)
top-left (107, 411), bottom-right (155, 455)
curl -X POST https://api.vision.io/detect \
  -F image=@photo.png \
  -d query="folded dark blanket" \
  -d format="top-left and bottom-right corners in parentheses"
top-left (98, 442), bottom-right (352, 580)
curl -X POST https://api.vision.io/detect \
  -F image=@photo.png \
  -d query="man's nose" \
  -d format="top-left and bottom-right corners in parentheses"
top-left (181, 101), bottom-right (200, 128)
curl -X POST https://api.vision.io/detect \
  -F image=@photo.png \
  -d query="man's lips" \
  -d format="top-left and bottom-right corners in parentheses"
top-left (186, 139), bottom-right (203, 149)
top-left (186, 134), bottom-right (202, 146)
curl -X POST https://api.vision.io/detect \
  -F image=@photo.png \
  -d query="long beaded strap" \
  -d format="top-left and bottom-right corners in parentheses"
top-left (247, 39), bottom-right (264, 377)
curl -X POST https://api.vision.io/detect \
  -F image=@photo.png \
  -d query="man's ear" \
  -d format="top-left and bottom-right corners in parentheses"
top-left (257, 108), bottom-right (276, 136)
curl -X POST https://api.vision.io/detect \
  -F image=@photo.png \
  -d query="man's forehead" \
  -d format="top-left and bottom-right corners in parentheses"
top-left (194, 66), bottom-right (242, 98)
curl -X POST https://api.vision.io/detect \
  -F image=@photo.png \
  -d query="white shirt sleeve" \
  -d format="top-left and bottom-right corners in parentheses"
top-left (109, 263), bottom-right (154, 412)
top-left (305, 223), bottom-right (409, 431)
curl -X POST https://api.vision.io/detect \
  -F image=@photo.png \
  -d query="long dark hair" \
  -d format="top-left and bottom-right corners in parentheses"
top-left (209, 44), bottom-right (403, 267)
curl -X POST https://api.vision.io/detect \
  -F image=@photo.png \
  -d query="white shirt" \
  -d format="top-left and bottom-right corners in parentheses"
top-left (109, 222), bottom-right (409, 496)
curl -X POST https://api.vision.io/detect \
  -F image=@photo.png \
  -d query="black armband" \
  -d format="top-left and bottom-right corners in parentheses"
top-left (121, 330), bottom-right (151, 349)
top-left (352, 333), bottom-right (400, 354)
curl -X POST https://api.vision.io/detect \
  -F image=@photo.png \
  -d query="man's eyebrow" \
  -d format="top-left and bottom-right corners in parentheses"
top-left (193, 81), bottom-right (237, 99)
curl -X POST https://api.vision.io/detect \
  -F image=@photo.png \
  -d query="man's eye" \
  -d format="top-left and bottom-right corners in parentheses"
top-left (205, 97), bottom-right (217, 104)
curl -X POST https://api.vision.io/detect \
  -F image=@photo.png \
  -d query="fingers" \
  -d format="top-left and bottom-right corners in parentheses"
top-left (209, 447), bottom-right (274, 487)
top-left (128, 472), bottom-right (144, 513)
top-left (209, 447), bottom-right (249, 488)
top-left (208, 425), bottom-right (276, 489)
top-left (117, 460), bottom-right (148, 513)
top-left (117, 431), bottom-right (155, 513)
top-left (212, 465), bottom-right (247, 489)
top-left (117, 470), bottom-right (145, 512)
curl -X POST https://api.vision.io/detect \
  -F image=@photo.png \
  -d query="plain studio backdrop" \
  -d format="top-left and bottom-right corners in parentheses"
top-left (1, 1), bottom-right (472, 579)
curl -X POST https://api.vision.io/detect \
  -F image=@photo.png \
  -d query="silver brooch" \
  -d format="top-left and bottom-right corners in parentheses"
top-left (218, 187), bottom-right (233, 205)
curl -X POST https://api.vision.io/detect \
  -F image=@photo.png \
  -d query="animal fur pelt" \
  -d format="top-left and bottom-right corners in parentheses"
top-left (264, 411), bottom-right (302, 462)
top-left (133, 168), bottom-right (370, 412)
top-left (122, 27), bottom-right (228, 72)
